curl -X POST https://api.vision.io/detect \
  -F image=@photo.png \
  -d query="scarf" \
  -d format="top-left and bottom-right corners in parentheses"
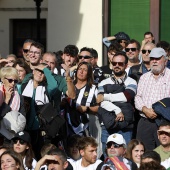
top-left (111, 72), bottom-right (127, 84)
top-left (0, 84), bottom-right (20, 111)
top-left (22, 79), bottom-right (49, 105)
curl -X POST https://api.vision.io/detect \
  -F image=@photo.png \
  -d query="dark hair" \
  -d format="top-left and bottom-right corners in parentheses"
top-left (30, 42), bottom-right (44, 56)
top-left (126, 39), bottom-right (141, 51)
top-left (91, 48), bottom-right (98, 59)
top-left (114, 51), bottom-right (128, 64)
top-left (53, 50), bottom-right (63, 66)
top-left (74, 62), bottom-right (94, 87)
top-left (139, 161), bottom-right (165, 170)
top-left (15, 58), bottom-right (32, 74)
top-left (108, 42), bottom-right (123, 53)
top-left (144, 31), bottom-right (154, 37)
top-left (141, 151), bottom-right (161, 164)
top-left (40, 143), bottom-right (57, 157)
top-left (78, 137), bottom-right (98, 151)
top-left (67, 134), bottom-right (82, 148)
top-left (80, 47), bottom-right (93, 57)
top-left (64, 45), bottom-right (79, 57)
top-left (159, 121), bottom-right (170, 128)
top-left (24, 143), bottom-right (35, 169)
top-left (48, 148), bottom-right (67, 163)
top-left (125, 139), bottom-right (145, 161)
top-left (156, 41), bottom-right (170, 52)
top-left (0, 150), bottom-right (24, 170)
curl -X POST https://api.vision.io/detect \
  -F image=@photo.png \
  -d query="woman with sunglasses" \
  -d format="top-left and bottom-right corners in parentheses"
top-left (125, 139), bottom-right (145, 168)
top-left (1, 149), bottom-right (24, 170)
top-left (12, 131), bottom-right (37, 170)
top-left (0, 67), bottom-right (25, 142)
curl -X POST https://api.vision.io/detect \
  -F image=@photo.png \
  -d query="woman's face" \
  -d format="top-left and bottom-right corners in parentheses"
top-left (16, 64), bottom-right (26, 82)
top-left (132, 144), bottom-right (144, 164)
top-left (1, 154), bottom-right (19, 170)
top-left (13, 139), bottom-right (29, 155)
top-left (2, 76), bottom-right (18, 90)
top-left (77, 64), bottom-right (88, 81)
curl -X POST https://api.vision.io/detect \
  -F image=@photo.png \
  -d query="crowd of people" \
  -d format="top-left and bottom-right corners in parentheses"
top-left (0, 31), bottom-right (170, 170)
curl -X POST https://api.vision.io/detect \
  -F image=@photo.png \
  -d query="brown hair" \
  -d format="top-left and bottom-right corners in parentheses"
top-left (78, 137), bottom-right (98, 151)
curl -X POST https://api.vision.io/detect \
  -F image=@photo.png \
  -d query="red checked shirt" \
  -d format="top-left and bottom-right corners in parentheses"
top-left (135, 68), bottom-right (170, 117)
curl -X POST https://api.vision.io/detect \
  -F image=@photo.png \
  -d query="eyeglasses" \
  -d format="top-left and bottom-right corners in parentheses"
top-left (142, 49), bottom-right (151, 54)
top-left (150, 56), bottom-right (163, 61)
top-left (5, 78), bottom-right (18, 84)
top-left (23, 49), bottom-right (29, 53)
top-left (112, 62), bottom-right (125, 67)
top-left (79, 55), bottom-right (92, 59)
top-left (13, 139), bottom-right (26, 145)
top-left (29, 51), bottom-right (41, 56)
top-left (107, 141), bottom-right (123, 148)
top-left (125, 48), bottom-right (137, 52)
top-left (118, 40), bottom-right (127, 44)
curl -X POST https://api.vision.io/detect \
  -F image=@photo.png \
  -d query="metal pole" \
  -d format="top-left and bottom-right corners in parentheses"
top-left (34, 0), bottom-right (43, 42)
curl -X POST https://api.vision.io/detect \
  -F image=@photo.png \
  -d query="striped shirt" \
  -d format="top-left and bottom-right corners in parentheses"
top-left (135, 68), bottom-right (170, 112)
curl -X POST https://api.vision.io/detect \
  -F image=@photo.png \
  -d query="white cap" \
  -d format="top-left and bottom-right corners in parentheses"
top-left (107, 133), bottom-right (126, 145)
top-left (149, 47), bottom-right (166, 58)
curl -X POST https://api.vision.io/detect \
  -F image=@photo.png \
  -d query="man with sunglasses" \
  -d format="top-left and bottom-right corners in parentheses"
top-left (78, 47), bottom-right (104, 85)
top-left (103, 133), bottom-right (137, 170)
top-left (125, 39), bottom-right (141, 75)
top-left (22, 39), bottom-right (35, 65)
top-left (97, 51), bottom-right (137, 157)
top-left (128, 42), bottom-right (155, 83)
top-left (135, 47), bottom-right (170, 151)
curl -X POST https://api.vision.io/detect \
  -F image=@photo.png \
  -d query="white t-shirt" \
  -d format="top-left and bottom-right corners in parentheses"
top-left (68, 158), bottom-right (102, 170)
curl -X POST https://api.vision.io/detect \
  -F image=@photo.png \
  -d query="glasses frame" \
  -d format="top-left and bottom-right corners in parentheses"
top-left (4, 78), bottom-right (18, 84)
top-left (125, 48), bottom-right (137, 52)
top-left (112, 62), bottom-right (125, 67)
top-left (107, 141), bottom-right (124, 149)
top-left (142, 49), bottom-right (151, 54)
top-left (12, 139), bottom-right (27, 145)
top-left (78, 55), bottom-right (92, 59)
top-left (23, 49), bottom-right (29, 53)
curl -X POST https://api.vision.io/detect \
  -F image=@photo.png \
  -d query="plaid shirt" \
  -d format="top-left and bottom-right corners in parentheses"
top-left (135, 68), bottom-right (170, 113)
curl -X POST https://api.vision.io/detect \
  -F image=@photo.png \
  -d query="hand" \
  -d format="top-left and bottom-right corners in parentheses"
top-left (36, 64), bottom-right (48, 71)
top-left (142, 107), bottom-right (157, 119)
top-left (35, 155), bottom-right (58, 170)
top-left (5, 87), bottom-right (14, 104)
top-left (115, 112), bottom-right (124, 121)
top-left (96, 94), bottom-right (104, 103)
top-left (141, 39), bottom-right (146, 46)
top-left (61, 64), bottom-right (70, 77)
top-left (77, 105), bottom-right (87, 113)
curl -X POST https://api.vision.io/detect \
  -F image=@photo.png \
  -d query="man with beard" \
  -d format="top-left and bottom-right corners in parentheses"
top-left (135, 47), bottom-right (170, 150)
top-left (68, 137), bottom-right (103, 170)
top-left (97, 51), bottom-right (137, 157)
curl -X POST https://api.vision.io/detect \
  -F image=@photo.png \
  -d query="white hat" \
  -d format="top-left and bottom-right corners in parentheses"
top-left (107, 133), bottom-right (126, 145)
top-left (0, 111), bottom-right (26, 140)
top-left (149, 47), bottom-right (166, 58)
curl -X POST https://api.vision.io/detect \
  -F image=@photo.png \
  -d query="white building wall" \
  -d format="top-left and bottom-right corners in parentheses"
top-left (0, 0), bottom-right (48, 57)
top-left (0, 0), bottom-right (103, 66)
top-left (48, 0), bottom-right (103, 66)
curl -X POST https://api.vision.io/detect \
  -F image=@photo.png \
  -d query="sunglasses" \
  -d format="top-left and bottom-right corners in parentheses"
top-left (13, 139), bottom-right (26, 145)
top-left (23, 49), bottom-right (29, 53)
top-left (142, 49), bottom-right (151, 54)
top-left (107, 141), bottom-right (123, 149)
top-left (125, 48), bottom-right (137, 52)
top-left (79, 55), bottom-right (92, 59)
top-left (5, 78), bottom-right (18, 84)
top-left (112, 62), bottom-right (125, 67)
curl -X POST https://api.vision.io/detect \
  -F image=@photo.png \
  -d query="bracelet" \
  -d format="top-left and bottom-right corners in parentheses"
top-left (66, 76), bottom-right (72, 81)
